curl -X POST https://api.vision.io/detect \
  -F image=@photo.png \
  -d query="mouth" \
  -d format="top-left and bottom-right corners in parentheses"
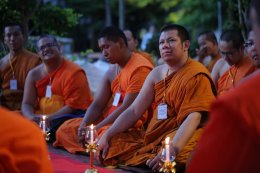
top-left (252, 54), bottom-right (259, 61)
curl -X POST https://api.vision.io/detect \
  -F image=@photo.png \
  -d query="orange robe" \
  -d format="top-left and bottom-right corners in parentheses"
top-left (35, 58), bottom-right (92, 114)
top-left (53, 52), bottom-right (154, 153)
top-left (186, 71), bottom-right (260, 173)
top-left (217, 56), bottom-right (255, 95)
top-left (0, 49), bottom-right (41, 110)
top-left (136, 50), bottom-right (155, 66)
top-left (0, 108), bottom-right (53, 173)
top-left (103, 59), bottom-right (216, 166)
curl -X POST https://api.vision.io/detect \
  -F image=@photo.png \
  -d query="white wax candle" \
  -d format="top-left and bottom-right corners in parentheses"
top-left (165, 137), bottom-right (170, 162)
top-left (42, 115), bottom-right (46, 133)
top-left (90, 124), bottom-right (94, 144)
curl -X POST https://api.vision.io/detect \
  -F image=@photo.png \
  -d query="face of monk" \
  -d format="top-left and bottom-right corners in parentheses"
top-left (219, 40), bottom-right (244, 66)
top-left (124, 30), bottom-right (137, 52)
top-left (4, 25), bottom-right (24, 52)
top-left (246, 30), bottom-right (260, 68)
top-left (98, 37), bottom-right (121, 64)
top-left (250, 7), bottom-right (260, 55)
top-left (159, 29), bottom-right (189, 64)
top-left (198, 34), bottom-right (216, 57)
top-left (37, 37), bottom-right (60, 61)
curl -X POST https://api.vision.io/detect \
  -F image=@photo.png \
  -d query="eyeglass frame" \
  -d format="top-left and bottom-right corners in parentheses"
top-left (37, 42), bottom-right (59, 52)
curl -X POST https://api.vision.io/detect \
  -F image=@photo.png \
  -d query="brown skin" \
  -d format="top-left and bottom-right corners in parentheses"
top-left (196, 34), bottom-right (219, 61)
top-left (96, 29), bottom-right (202, 172)
top-left (77, 37), bottom-right (139, 146)
top-left (250, 7), bottom-right (260, 55)
top-left (22, 37), bottom-right (74, 122)
top-left (123, 30), bottom-right (138, 52)
top-left (246, 30), bottom-right (260, 68)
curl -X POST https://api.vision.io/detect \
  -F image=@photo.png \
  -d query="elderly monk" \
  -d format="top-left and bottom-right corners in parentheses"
top-left (195, 31), bottom-right (221, 72)
top-left (96, 24), bottom-right (216, 172)
top-left (0, 107), bottom-right (53, 173)
top-left (22, 35), bottom-right (92, 142)
top-left (124, 29), bottom-right (155, 66)
top-left (217, 30), bottom-right (255, 95)
top-left (0, 23), bottom-right (41, 111)
top-left (53, 26), bottom-right (154, 153)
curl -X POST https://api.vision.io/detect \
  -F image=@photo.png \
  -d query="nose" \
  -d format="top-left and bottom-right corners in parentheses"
top-left (102, 50), bottom-right (108, 57)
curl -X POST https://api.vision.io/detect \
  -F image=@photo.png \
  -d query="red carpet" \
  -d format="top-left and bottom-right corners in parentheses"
top-left (49, 152), bottom-right (118, 173)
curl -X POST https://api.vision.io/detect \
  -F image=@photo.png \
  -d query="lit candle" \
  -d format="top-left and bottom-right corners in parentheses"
top-left (42, 115), bottom-right (46, 133)
top-left (165, 137), bottom-right (170, 162)
top-left (90, 124), bottom-right (94, 144)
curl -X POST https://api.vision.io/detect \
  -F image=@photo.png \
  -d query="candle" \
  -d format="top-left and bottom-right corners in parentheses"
top-left (165, 137), bottom-right (170, 162)
top-left (90, 124), bottom-right (94, 144)
top-left (42, 115), bottom-right (46, 133)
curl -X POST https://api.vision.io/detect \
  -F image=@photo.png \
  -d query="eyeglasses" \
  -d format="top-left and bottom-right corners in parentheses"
top-left (220, 51), bottom-right (235, 57)
top-left (37, 42), bottom-right (58, 52)
top-left (244, 41), bottom-right (255, 48)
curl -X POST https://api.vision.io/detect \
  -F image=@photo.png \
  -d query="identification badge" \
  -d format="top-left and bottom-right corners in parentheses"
top-left (157, 103), bottom-right (167, 120)
top-left (112, 93), bottom-right (121, 106)
top-left (45, 85), bottom-right (52, 98)
top-left (10, 79), bottom-right (18, 90)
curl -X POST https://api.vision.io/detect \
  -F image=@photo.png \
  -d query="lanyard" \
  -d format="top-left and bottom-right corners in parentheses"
top-left (163, 69), bottom-right (170, 104)
top-left (8, 54), bottom-right (15, 79)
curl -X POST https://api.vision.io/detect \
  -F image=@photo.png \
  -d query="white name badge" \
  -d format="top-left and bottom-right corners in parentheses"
top-left (157, 103), bottom-right (167, 120)
top-left (10, 79), bottom-right (18, 90)
top-left (112, 93), bottom-right (121, 106)
top-left (45, 85), bottom-right (52, 98)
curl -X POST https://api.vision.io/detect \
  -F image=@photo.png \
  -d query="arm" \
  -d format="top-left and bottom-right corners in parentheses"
top-left (211, 59), bottom-right (222, 87)
top-left (22, 71), bottom-right (37, 120)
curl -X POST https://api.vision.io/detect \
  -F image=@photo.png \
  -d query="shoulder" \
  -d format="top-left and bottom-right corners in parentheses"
top-left (0, 55), bottom-right (9, 70)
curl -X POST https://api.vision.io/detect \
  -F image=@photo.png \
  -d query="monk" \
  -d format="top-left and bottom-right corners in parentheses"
top-left (0, 23), bottom-right (41, 111)
top-left (194, 31), bottom-right (221, 72)
top-left (245, 28), bottom-right (260, 69)
top-left (0, 107), bottom-right (53, 173)
top-left (96, 24), bottom-right (216, 172)
top-left (53, 26), bottom-right (154, 154)
top-left (124, 29), bottom-right (155, 65)
top-left (217, 30), bottom-right (255, 95)
top-left (22, 35), bottom-right (92, 142)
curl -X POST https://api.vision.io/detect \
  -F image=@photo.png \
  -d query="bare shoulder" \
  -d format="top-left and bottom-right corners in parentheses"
top-left (27, 64), bottom-right (44, 81)
top-left (145, 64), bottom-right (166, 84)
top-left (106, 64), bottom-right (118, 82)
top-left (0, 55), bottom-right (9, 70)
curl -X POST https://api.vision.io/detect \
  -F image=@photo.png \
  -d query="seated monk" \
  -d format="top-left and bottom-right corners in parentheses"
top-left (53, 26), bottom-right (154, 154)
top-left (21, 35), bottom-right (92, 142)
top-left (123, 29), bottom-right (155, 66)
top-left (0, 107), bottom-right (53, 173)
top-left (96, 24), bottom-right (216, 172)
top-left (194, 31), bottom-right (221, 72)
top-left (217, 30), bottom-right (255, 95)
top-left (0, 23), bottom-right (41, 111)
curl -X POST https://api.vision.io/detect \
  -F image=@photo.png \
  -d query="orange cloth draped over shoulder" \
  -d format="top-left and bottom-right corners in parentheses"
top-left (35, 58), bottom-right (92, 115)
top-left (53, 52), bottom-right (154, 153)
top-left (186, 72), bottom-right (260, 173)
top-left (0, 49), bottom-right (41, 110)
top-left (0, 108), bottom-right (53, 173)
top-left (103, 59), bottom-right (216, 166)
top-left (217, 56), bottom-right (255, 95)
top-left (136, 50), bottom-right (155, 66)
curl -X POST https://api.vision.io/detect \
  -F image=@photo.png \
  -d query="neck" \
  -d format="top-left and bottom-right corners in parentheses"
top-left (167, 55), bottom-right (189, 72)
top-left (9, 48), bottom-right (24, 58)
top-left (44, 57), bottom-right (63, 73)
top-left (117, 49), bottom-right (131, 68)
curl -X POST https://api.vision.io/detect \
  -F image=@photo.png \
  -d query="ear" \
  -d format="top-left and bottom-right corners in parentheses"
top-left (183, 40), bottom-right (190, 52)
top-left (118, 38), bottom-right (126, 48)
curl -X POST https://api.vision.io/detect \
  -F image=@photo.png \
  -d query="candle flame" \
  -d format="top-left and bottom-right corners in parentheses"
top-left (90, 124), bottom-right (94, 129)
top-left (42, 115), bottom-right (46, 121)
top-left (165, 137), bottom-right (170, 145)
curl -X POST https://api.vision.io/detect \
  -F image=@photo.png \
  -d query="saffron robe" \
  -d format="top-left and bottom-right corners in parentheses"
top-left (103, 59), bottom-right (216, 166)
top-left (217, 56), bottom-right (255, 95)
top-left (186, 71), bottom-right (260, 173)
top-left (0, 49), bottom-right (41, 110)
top-left (53, 52), bottom-right (154, 153)
top-left (136, 50), bottom-right (155, 66)
top-left (35, 58), bottom-right (92, 114)
top-left (0, 108), bottom-right (53, 173)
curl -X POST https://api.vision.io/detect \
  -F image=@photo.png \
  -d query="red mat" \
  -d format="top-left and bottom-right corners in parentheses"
top-left (49, 152), bottom-right (118, 173)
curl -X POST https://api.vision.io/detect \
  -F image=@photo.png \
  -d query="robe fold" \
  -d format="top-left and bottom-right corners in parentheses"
top-left (187, 71), bottom-right (260, 173)
top-left (53, 52), bottom-right (153, 153)
top-left (35, 58), bottom-right (92, 114)
top-left (103, 59), bottom-right (216, 166)
top-left (217, 56), bottom-right (255, 95)
top-left (0, 49), bottom-right (41, 110)
top-left (0, 108), bottom-right (53, 173)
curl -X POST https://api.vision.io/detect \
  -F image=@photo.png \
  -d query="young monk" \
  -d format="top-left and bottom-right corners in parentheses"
top-left (53, 26), bottom-right (154, 153)
top-left (96, 24), bottom-right (216, 172)
top-left (22, 35), bottom-right (92, 142)
top-left (0, 107), bottom-right (53, 173)
top-left (0, 23), bottom-right (41, 110)
top-left (186, 1), bottom-right (260, 172)
top-left (217, 30), bottom-right (255, 95)
top-left (245, 28), bottom-right (260, 69)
